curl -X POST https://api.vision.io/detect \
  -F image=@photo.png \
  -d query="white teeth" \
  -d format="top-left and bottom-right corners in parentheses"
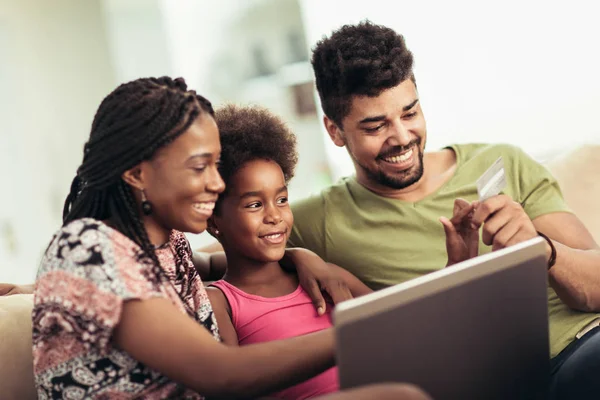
top-left (263, 233), bottom-right (282, 239)
top-left (193, 202), bottom-right (215, 211)
top-left (384, 149), bottom-right (413, 163)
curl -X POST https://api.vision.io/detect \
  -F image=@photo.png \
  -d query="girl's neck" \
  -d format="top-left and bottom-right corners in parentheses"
top-left (223, 252), bottom-right (297, 293)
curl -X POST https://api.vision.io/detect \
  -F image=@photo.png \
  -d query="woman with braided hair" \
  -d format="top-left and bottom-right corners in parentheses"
top-left (30, 76), bottom-right (431, 400)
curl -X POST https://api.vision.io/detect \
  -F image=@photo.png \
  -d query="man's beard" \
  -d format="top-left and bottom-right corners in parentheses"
top-left (354, 140), bottom-right (425, 190)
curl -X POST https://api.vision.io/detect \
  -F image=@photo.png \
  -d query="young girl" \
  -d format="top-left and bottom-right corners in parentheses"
top-left (31, 76), bottom-right (431, 400)
top-left (206, 105), bottom-right (477, 399)
top-left (206, 105), bottom-right (373, 399)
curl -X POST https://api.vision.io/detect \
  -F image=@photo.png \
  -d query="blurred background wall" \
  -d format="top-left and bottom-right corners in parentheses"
top-left (1, 0), bottom-right (599, 283)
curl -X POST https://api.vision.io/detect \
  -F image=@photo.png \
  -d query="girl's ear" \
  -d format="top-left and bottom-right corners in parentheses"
top-left (207, 216), bottom-right (221, 241)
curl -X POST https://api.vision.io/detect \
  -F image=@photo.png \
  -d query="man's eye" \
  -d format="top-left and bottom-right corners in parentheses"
top-left (403, 112), bottom-right (417, 119)
top-left (365, 124), bottom-right (385, 133)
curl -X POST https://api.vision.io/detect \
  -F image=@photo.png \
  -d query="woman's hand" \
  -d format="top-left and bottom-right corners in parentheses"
top-left (440, 198), bottom-right (480, 267)
top-left (282, 248), bottom-right (353, 315)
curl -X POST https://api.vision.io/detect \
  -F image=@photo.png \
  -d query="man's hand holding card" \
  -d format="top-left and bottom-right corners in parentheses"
top-left (472, 157), bottom-right (538, 251)
top-left (442, 156), bottom-right (538, 264)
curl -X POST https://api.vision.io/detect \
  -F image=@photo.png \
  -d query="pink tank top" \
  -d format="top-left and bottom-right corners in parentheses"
top-left (210, 280), bottom-right (339, 399)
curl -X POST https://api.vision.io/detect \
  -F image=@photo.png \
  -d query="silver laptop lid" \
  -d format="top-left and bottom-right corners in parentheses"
top-left (335, 237), bottom-right (549, 400)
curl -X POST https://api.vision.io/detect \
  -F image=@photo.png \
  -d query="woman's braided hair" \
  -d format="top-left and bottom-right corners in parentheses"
top-left (63, 76), bottom-right (214, 282)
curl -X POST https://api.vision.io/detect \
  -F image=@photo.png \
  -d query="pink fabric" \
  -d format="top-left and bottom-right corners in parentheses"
top-left (211, 280), bottom-right (339, 399)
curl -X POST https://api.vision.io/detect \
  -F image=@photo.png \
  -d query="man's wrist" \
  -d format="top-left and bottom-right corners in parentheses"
top-left (537, 231), bottom-right (557, 270)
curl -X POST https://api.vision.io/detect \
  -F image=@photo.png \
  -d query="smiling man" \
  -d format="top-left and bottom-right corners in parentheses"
top-left (288, 21), bottom-right (600, 399)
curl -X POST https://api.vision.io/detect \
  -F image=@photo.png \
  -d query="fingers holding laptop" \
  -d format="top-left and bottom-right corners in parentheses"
top-left (441, 198), bottom-right (480, 266)
top-left (471, 194), bottom-right (537, 251)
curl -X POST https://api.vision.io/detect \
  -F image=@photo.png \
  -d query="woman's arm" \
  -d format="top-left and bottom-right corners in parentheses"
top-left (0, 283), bottom-right (34, 295)
top-left (113, 297), bottom-right (335, 399)
top-left (206, 287), bottom-right (239, 346)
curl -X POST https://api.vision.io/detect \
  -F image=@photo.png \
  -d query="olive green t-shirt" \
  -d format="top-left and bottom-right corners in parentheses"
top-left (289, 143), bottom-right (598, 358)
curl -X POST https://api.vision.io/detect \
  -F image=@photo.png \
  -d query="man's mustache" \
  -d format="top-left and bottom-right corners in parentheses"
top-left (377, 138), bottom-right (421, 159)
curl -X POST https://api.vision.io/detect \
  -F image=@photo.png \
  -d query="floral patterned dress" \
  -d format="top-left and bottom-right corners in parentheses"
top-left (32, 218), bottom-right (220, 399)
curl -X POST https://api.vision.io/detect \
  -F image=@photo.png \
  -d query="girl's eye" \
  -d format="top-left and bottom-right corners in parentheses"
top-left (277, 197), bottom-right (288, 205)
top-left (246, 202), bottom-right (261, 209)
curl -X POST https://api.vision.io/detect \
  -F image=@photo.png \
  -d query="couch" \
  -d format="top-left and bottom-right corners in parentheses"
top-left (0, 145), bottom-right (598, 399)
top-left (0, 293), bottom-right (36, 400)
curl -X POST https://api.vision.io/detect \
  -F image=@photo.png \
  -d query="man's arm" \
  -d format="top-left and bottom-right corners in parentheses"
top-left (533, 212), bottom-right (600, 312)
top-left (193, 246), bottom-right (355, 313)
top-left (192, 250), bottom-right (227, 282)
top-left (472, 195), bottom-right (600, 312)
top-left (325, 263), bottom-right (373, 297)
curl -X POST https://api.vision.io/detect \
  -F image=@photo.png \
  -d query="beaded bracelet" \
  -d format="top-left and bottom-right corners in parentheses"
top-left (537, 231), bottom-right (557, 270)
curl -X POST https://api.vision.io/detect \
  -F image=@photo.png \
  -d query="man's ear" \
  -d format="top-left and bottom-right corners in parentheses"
top-left (323, 115), bottom-right (346, 147)
top-left (121, 164), bottom-right (145, 191)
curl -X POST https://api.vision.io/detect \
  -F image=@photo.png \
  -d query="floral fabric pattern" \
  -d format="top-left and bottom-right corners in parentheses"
top-left (33, 218), bottom-right (220, 399)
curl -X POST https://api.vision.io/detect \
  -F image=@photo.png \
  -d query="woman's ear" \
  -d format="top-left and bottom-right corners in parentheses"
top-left (121, 163), bottom-right (145, 191)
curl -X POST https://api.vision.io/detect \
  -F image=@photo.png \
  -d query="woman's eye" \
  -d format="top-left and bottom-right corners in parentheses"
top-left (193, 165), bottom-right (207, 172)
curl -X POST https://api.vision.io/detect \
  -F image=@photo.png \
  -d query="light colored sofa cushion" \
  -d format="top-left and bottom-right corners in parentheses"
top-left (0, 294), bottom-right (36, 400)
top-left (546, 145), bottom-right (600, 244)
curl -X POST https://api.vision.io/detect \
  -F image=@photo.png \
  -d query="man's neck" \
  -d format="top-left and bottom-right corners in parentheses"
top-left (356, 148), bottom-right (457, 202)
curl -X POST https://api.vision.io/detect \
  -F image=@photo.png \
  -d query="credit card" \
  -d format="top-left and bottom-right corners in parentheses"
top-left (476, 157), bottom-right (506, 201)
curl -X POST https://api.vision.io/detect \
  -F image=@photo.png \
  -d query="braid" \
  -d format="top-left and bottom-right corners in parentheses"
top-left (63, 76), bottom-right (214, 288)
top-left (116, 181), bottom-right (163, 282)
top-left (63, 175), bottom-right (82, 221)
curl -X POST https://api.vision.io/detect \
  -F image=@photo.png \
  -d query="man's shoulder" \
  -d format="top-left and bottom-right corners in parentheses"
top-left (289, 177), bottom-right (356, 250)
top-left (452, 143), bottom-right (538, 176)
top-left (291, 177), bottom-right (354, 213)
top-left (452, 143), bottom-right (527, 163)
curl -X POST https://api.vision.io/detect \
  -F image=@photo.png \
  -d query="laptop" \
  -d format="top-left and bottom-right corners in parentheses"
top-left (334, 237), bottom-right (549, 400)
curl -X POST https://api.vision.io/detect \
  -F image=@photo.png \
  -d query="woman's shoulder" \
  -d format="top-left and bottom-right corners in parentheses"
top-left (57, 218), bottom-right (136, 247)
top-left (39, 218), bottom-right (142, 276)
top-left (36, 218), bottom-right (164, 304)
